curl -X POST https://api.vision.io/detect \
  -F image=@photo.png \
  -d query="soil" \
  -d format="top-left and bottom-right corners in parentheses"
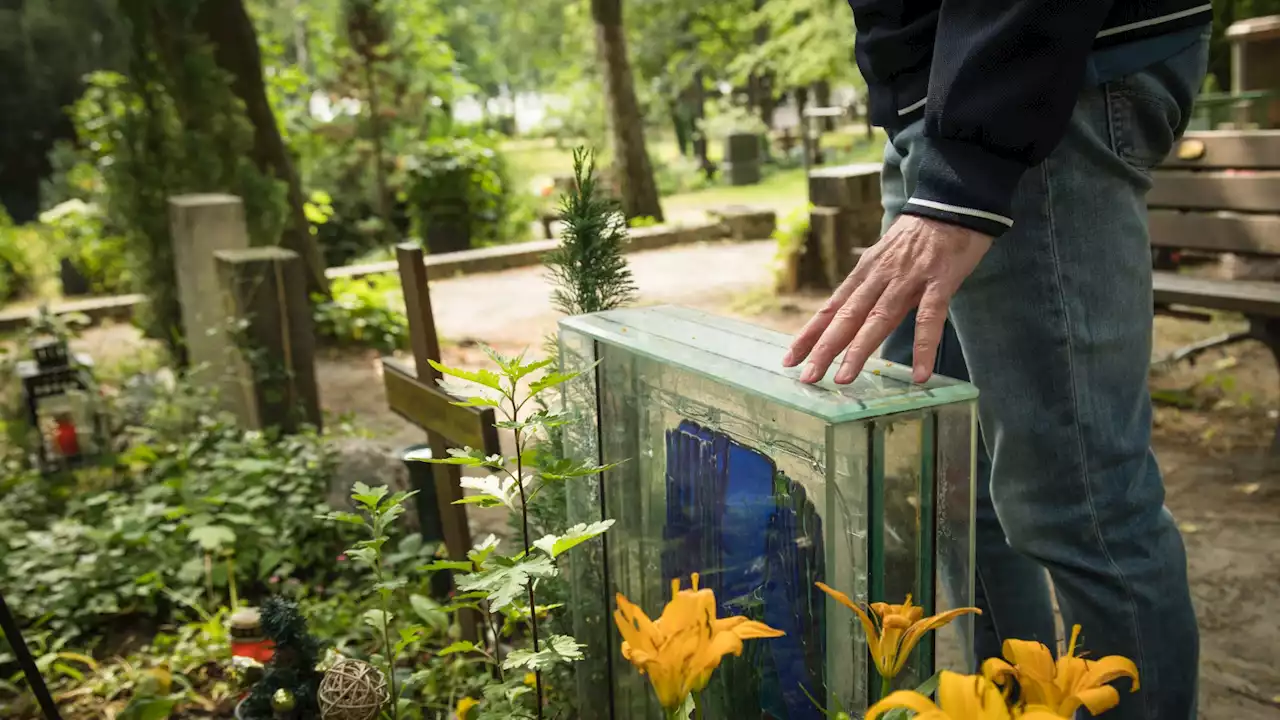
top-left (67, 239), bottom-right (1280, 719)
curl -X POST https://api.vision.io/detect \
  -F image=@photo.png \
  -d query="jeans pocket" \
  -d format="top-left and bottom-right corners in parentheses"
top-left (1104, 36), bottom-right (1209, 171)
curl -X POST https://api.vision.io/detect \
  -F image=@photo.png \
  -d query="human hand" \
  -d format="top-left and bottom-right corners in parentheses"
top-left (783, 215), bottom-right (993, 384)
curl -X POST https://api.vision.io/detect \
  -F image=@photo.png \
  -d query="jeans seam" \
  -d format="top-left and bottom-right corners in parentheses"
top-left (973, 557), bottom-right (1003, 663)
top-left (1041, 157), bottom-right (1153, 719)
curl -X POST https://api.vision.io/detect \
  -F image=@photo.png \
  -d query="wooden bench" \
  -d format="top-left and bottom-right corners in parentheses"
top-left (1149, 130), bottom-right (1280, 451)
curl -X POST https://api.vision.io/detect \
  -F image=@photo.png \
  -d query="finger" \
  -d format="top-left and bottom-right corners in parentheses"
top-left (799, 273), bottom-right (889, 383)
top-left (911, 288), bottom-right (950, 383)
top-left (833, 282), bottom-right (920, 384)
top-left (784, 248), bottom-right (881, 367)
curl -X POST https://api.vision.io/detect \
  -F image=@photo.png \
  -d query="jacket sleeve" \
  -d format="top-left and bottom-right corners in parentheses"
top-left (902, 1), bottom-right (1117, 237)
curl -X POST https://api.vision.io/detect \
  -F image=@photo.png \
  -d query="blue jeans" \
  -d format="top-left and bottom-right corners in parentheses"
top-left (878, 37), bottom-right (1206, 719)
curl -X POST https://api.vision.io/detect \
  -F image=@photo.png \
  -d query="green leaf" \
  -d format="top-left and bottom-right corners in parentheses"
top-left (362, 608), bottom-right (392, 634)
top-left (451, 395), bottom-right (501, 409)
top-left (512, 357), bottom-right (555, 381)
top-left (419, 560), bottom-right (473, 573)
top-left (415, 447), bottom-right (505, 468)
top-left (538, 456), bottom-right (622, 482)
top-left (117, 696), bottom-right (178, 720)
top-left (428, 359), bottom-right (503, 391)
top-left (410, 594), bottom-right (449, 631)
top-left (529, 370), bottom-right (580, 395)
top-left (188, 525), bottom-right (236, 551)
top-left (501, 634), bottom-right (584, 671)
top-left (458, 554), bottom-right (557, 611)
top-left (439, 640), bottom-right (479, 656)
top-left (467, 534), bottom-right (501, 566)
top-left (351, 482), bottom-right (390, 510)
top-left (317, 511), bottom-right (367, 526)
top-left (375, 578), bottom-right (408, 592)
top-left (394, 625), bottom-right (427, 655)
top-left (532, 520), bottom-right (615, 558)
top-left (459, 474), bottom-right (524, 511)
top-left (914, 671), bottom-right (942, 697)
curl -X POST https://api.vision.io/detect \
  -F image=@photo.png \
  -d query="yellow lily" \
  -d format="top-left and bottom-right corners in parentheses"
top-left (455, 696), bottom-right (479, 720)
top-left (868, 671), bottom-right (1067, 720)
top-left (817, 582), bottom-right (981, 680)
top-left (614, 573), bottom-right (785, 711)
top-left (981, 625), bottom-right (1140, 717)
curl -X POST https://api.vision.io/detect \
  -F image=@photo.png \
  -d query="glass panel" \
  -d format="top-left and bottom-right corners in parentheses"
top-left (934, 402), bottom-right (978, 673)
top-left (559, 328), bottom-right (612, 719)
top-left (594, 345), bottom-right (836, 720)
top-left (559, 309), bottom-right (978, 719)
top-left (560, 307), bottom-right (977, 424)
top-left (827, 422), bottom-right (869, 714)
top-left (873, 412), bottom-right (930, 695)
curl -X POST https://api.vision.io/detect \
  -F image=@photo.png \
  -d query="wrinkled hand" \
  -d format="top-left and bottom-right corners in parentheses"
top-left (783, 215), bottom-right (993, 384)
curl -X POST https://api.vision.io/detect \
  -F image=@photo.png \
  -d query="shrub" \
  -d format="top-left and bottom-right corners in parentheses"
top-left (396, 134), bottom-right (532, 253)
top-left (0, 207), bottom-right (59, 303)
top-left (41, 200), bottom-right (133, 295)
top-left (312, 274), bottom-right (409, 353)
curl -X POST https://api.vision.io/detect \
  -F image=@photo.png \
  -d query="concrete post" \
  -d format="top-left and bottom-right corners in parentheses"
top-left (168, 194), bottom-right (251, 387)
top-left (215, 247), bottom-right (322, 433)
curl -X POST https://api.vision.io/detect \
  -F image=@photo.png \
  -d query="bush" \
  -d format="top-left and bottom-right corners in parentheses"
top-left (312, 274), bottom-right (409, 353)
top-left (0, 207), bottom-right (58, 303)
top-left (397, 134), bottom-right (532, 253)
top-left (0, 415), bottom-right (351, 645)
top-left (41, 200), bottom-right (133, 295)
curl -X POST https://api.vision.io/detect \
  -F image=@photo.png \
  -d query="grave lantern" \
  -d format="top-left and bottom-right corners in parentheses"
top-left (18, 336), bottom-right (105, 473)
top-left (559, 306), bottom-right (978, 720)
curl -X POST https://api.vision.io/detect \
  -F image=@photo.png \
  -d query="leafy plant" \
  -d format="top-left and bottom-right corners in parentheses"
top-left (397, 134), bottom-right (531, 253)
top-left (320, 482), bottom-right (424, 719)
top-left (41, 199), bottom-right (133, 295)
top-left (543, 148), bottom-right (638, 317)
top-left (410, 346), bottom-right (618, 720)
top-left (313, 274), bottom-right (410, 353)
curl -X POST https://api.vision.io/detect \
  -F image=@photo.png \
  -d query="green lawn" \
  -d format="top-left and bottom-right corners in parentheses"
top-left (504, 126), bottom-right (886, 223)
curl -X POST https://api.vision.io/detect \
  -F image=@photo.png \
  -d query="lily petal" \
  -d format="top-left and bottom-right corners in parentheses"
top-left (1002, 638), bottom-right (1056, 682)
top-left (1076, 656), bottom-right (1141, 693)
top-left (936, 671), bottom-right (1011, 720)
top-left (816, 582), bottom-right (883, 671)
top-left (866, 690), bottom-right (943, 720)
top-left (1060, 685), bottom-right (1122, 717)
top-left (981, 657), bottom-right (1018, 687)
top-left (888, 606), bottom-right (982, 677)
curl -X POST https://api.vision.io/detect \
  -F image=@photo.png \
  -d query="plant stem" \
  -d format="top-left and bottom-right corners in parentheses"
top-left (485, 599), bottom-right (505, 681)
top-left (375, 546), bottom-right (399, 720)
top-left (226, 555), bottom-right (239, 610)
top-left (694, 693), bottom-right (705, 720)
top-left (510, 394), bottom-right (544, 720)
top-left (880, 675), bottom-right (893, 702)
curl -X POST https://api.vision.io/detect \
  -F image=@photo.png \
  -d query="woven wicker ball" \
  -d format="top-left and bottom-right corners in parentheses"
top-left (317, 659), bottom-right (388, 720)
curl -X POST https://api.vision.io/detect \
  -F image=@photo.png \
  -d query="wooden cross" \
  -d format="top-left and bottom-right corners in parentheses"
top-left (382, 244), bottom-right (499, 640)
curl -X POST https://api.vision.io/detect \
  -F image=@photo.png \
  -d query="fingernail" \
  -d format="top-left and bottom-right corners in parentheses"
top-left (800, 363), bottom-right (818, 383)
top-left (782, 350), bottom-right (795, 366)
top-left (834, 369), bottom-right (853, 384)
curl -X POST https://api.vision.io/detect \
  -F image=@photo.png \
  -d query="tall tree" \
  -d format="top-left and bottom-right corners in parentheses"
top-left (591, 0), bottom-right (663, 222)
top-left (193, 0), bottom-right (329, 295)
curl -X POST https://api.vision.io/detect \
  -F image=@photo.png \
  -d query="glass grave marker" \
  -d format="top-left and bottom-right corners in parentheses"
top-left (559, 305), bottom-right (978, 719)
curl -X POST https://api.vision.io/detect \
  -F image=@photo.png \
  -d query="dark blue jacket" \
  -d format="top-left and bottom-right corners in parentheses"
top-left (849, 0), bottom-right (1212, 236)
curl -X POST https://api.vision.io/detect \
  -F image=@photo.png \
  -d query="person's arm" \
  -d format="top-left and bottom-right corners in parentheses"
top-left (902, 1), bottom-right (1117, 237)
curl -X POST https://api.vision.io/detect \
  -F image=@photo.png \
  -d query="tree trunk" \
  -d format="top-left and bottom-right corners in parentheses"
top-left (689, 71), bottom-right (712, 174)
top-left (591, 0), bottom-right (663, 222)
top-left (813, 80), bottom-right (835, 131)
top-left (193, 0), bottom-right (330, 297)
top-left (751, 0), bottom-right (776, 130)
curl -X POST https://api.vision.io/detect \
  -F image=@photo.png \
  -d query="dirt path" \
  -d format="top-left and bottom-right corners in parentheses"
top-left (68, 239), bottom-right (1280, 719)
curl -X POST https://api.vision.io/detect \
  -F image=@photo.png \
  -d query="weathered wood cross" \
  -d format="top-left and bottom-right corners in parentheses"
top-left (381, 243), bottom-right (499, 640)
